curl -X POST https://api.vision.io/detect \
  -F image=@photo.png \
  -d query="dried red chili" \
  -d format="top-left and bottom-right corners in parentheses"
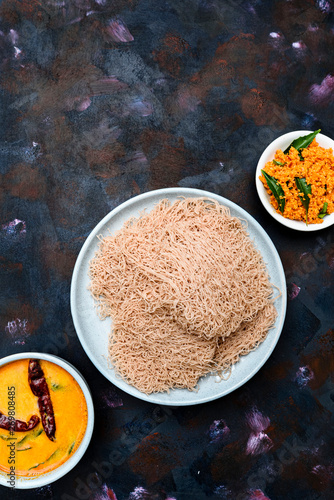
top-left (0, 411), bottom-right (39, 432)
top-left (28, 359), bottom-right (56, 441)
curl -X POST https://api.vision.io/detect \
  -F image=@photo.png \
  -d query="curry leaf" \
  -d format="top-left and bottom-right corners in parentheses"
top-left (272, 159), bottom-right (286, 166)
top-left (318, 202), bottom-right (328, 219)
top-left (68, 441), bottom-right (75, 455)
top-left (28, 449), bottom-right (59, 470)
top-left (295, 177), bottom-right (312, 224)
top-left (284, 129), bottom-right (321, 157)
top-left (261, 170), bottom-right (285, 213)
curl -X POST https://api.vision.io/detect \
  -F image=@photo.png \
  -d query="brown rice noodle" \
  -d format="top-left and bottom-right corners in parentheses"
top-left (88, 198), bottom-right (277, 394)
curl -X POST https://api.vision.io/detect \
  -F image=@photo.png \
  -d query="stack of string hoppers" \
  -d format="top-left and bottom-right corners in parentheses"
top-left (88, 198), bottom-right (277, 394)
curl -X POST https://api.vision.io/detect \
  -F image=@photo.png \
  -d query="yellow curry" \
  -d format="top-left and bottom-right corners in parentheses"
top-left (0, 359), bottom-right (88, 477)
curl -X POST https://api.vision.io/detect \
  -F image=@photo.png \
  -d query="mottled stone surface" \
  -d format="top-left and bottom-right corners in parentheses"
top-left (0, 1), bottom-right (333, 499)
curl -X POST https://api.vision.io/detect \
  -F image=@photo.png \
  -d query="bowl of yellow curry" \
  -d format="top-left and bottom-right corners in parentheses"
top-left (256, 130), bottom-right (334, 231)
top-left (0, 353), bottom-right (94, 489)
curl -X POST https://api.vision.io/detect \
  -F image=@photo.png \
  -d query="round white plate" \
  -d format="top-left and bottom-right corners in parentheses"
top-left (255, 130), bottom-right (334, 231)
top-left (70, 188), bottom-right (287, 406)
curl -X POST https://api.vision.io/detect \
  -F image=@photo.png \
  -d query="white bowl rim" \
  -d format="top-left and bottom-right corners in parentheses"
top-left (255, 130), bottom-right (334, 231)
top-left (0, 352), bottom-right (94, 490)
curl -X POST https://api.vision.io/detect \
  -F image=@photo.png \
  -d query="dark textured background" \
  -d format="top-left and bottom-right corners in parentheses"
top-left (0, 1), bottom-right (333, 499)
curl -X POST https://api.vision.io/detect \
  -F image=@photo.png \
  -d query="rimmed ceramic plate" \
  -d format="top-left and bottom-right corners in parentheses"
top-left (0, 353), bottom-right (94, 489)
top-left (255, 130), bottom-right (334, 231)
top-left (70, 188), bottom-right (287, 406)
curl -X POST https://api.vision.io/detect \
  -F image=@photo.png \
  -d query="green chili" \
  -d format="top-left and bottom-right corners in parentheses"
top-left (272, 159), bottom-right (286, 166)
top-left (68, 441), bottom-right (75, 455)
top-left (318, 202), bottom-right (328, 219)
top-left (284, 129), bottom-right (321, 159)
top-left (51, 382), bottom-right (64, 391)
top-left (28, 449), bottom-right (59, 470)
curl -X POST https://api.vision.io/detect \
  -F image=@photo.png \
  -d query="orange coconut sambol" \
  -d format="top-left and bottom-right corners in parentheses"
top-left (259, 130), bottom-right (334, 224)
